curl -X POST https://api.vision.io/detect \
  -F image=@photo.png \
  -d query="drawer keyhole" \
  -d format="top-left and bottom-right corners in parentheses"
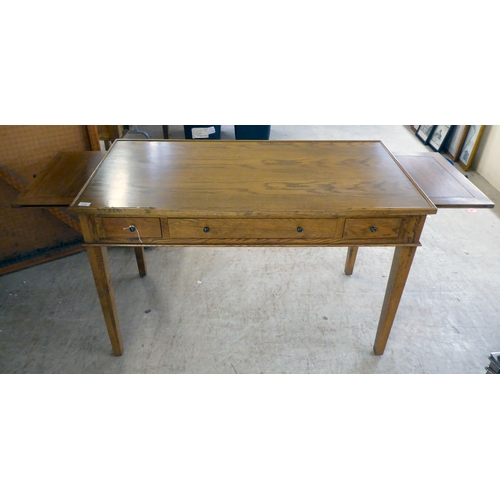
top-left (297, 227), bottom-right (303, 233)
top-left (370, 226), bottom-right (377, 233)
top-left (203, 226), bottom-right (210, 233)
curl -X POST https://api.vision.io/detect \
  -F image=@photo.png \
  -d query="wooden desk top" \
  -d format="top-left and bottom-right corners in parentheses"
top-left (71, 140), bottom-right (436, 218)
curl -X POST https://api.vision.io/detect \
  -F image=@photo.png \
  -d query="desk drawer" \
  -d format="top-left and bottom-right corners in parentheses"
top-left (168, 218), bottom-right (338, 239)
top-left (343, 218), bottom-right (402, 240)
top-left (97, 217), bottom-right (162, 241)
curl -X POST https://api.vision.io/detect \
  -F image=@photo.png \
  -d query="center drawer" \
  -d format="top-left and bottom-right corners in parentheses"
top-left (167, 218), bottom-right (338, 239)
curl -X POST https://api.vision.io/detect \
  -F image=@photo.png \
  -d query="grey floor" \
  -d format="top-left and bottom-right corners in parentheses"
top-left (1, 126), bottom-right (499, 373)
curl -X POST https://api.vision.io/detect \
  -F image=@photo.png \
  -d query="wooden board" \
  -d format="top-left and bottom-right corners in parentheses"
top-left (395, 152), bottom-right (494, 208)
top-left (14, 151), bottom-right (106, 207)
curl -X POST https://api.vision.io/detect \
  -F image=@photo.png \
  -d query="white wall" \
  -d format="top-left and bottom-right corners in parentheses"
top-left (473, 126), bottom-right (500, 191)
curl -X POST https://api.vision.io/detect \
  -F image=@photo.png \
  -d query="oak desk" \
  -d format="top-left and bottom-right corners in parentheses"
top-left (15, 142), bottom-right (493, 357)
top-left (66, 139), bottom-right (438, 356)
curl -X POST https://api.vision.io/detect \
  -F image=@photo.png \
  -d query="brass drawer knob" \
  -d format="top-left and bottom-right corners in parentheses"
top-left (203, 226), bottom-right (210, 233)
top-left (297, 226), bottom-right (303, 233)
top-left (370, 226), bottom-right (377, 233)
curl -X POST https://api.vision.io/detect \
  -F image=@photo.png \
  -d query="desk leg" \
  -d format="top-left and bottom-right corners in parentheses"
top-left (86, 246), bottom-right (124, 356)
top-left (344, 246), bottom-right (358, 275)
top-left (373, 246), bottom-right (417, 355)
top-left (134, 247), bottom-right (147, 277)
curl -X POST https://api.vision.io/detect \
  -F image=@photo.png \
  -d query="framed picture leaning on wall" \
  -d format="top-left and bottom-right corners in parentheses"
top-left (429, 125), bottom-right (452, 152)
top-left (416, 125), bottom-right (435, 144)
top-left (458, 125), bottom-right (484, 171)
top-left (445, 125), bottom-right (469, 161)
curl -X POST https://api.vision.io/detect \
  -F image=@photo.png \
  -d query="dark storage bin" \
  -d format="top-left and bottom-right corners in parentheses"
top-left (184, 125), bottom-right (221, 140)
top-left (234, 125), bottom-right (271, 140)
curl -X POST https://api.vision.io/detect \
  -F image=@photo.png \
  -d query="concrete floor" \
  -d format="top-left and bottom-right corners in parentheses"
top-left (1, 125), bottom-right (499, 373)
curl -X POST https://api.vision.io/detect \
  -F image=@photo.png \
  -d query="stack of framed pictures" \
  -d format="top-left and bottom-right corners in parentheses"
top-left (485, 352), bottom-right (500, 374)
top-left (412, 125), bottom-right (485, 171)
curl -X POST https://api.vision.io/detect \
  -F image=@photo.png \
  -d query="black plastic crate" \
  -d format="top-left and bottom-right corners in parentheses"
top-left (234, 125), bottom-right (271, 140)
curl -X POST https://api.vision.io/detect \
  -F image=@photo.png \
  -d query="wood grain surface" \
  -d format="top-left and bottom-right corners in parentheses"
top-left (395, 152), bottom-right (494, 208)
top-left (14, 151), bottom-right (106, 207)
top-left (71, 140), bottom-right (437, 218)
